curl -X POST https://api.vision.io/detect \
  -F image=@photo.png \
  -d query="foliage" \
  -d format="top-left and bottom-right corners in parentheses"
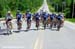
top-left (47, 0), bottom-right (75, 18)
top-left (0, 0), bottom-right (43, 18)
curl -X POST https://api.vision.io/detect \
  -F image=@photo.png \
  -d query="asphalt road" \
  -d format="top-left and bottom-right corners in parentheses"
top-left (0, 20), bottom-right (75, 49)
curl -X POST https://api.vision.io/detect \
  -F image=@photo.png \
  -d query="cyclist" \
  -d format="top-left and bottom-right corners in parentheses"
top-left (46, 13), bottom-right (50, 27)
top-left (5, 11), bottom-right (13, 34)
top-left (35, 13), bottom-right (40, 30)
top-left (42, 12), bottom-right (49, 29)
top-left (25, 9), bottom-right (32, 31)
top-left (56, 13), bottom-right (64, 31)
top-left (49, 13), bottom-right (56, 29)
top-left (16, 10), bottom-right (22, 31)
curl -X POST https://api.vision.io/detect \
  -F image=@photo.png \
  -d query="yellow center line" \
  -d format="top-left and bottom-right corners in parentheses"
top-left (33, 37), bottom-right (40, 49)
top-left (33, 30), bottom-right (44, 49)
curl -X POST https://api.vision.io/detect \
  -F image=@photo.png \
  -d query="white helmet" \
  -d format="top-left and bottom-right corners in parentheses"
top-left (8, 11), bottom-right (11, 13)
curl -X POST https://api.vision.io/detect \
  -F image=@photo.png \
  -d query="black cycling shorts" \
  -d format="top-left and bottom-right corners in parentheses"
top-left (7, 19), bottom-right (12, 21)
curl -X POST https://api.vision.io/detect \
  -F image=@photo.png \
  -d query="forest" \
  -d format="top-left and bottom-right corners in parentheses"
top-left (0, 0), bottom-right (75, 19)
top-left (0, 0), bottom-right (43, 18)
top-left (47, 0), bottom-right (75, 18)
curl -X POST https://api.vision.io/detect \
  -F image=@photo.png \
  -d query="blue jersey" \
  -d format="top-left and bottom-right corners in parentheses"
top-left (57, 15), bottom-right (62, 20)
top-left (26, 13), bottom-right (32, 20)
top-left (57, 15), bottom-right (62, 19)
top-left (50, 14), bottom-right (56, 20)
top-left (43, 13), bottom-right (49, 20)
top-left (16, 13), bottom-right (22, 21)
top-left (35, 13), bottom-right (40, 18)
top-left (42, 13), bottom-right (48, 18)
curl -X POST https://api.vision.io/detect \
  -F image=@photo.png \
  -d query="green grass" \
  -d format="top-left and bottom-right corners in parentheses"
top-left (66, 18), bottom-right (75, 23)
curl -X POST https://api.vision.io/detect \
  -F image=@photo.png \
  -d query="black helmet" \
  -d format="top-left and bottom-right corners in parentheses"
top-left (17, 10), bottom-right (20, 13)
top-left (27, 9), bottom-right (30, 12)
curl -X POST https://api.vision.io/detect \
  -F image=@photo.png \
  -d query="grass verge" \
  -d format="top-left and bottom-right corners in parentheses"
top-left (66, 18), bottom-right (75, 23)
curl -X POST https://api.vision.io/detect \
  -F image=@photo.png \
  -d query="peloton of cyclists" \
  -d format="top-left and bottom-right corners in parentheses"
top-left (4, 9), bottom-right (64, 33)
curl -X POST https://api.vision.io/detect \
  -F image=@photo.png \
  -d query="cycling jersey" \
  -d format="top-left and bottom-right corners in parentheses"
top-left (16, 13), bottom-right (22, 21)
top-left (35, 13), bottom-right (40, 20)
top-left (50, 14), bottom-right (56, 20)
top-left (6, 14), bottom-right (12, 21)
top-left (43, 13), bottom-right (48, 20)
top-left (57, 15), bottom-right (63, 20)
top-left (26, 12), bottom-right (32, 21)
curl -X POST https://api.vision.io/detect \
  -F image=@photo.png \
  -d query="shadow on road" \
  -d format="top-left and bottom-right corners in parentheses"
top-left (0, 27), bottom-right (59, 35)
top-left (13, 27), bottom-right (58, 33)
top-left (0, 29), bottom-right (12, 35)
top-left (13, 28), bottom-right (44, 33)
top-left (0, 29), bottom-right (7, 35)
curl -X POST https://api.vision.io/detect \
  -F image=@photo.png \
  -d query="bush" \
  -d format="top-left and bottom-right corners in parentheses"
top-left (0, 0), bottom-right (43, 18)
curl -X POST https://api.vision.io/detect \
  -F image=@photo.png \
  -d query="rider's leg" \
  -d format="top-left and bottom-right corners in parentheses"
top-left (17, 20), bottom-right (21, 30)
top-left (57, 19), bottom-right (61, 31)
top-left (36, 20), bottom-right (39, 30)
top-left (9, 21), bottom-right (13, 33)
top-left (19, 21), bottom-right (22, 30)
top-left (29, 20), bottom-right (31, 29)
top-left (60, 19), bottom-right (63, 27)
top-left (54, 21), bottom-right (57, 28)
top-left (6, 21), bottom-right (12, 34)
top-left (27, 20), bottom-right (30, 30)
top-left (6, 21), bottom-right (9, 28)
top-left (10, 21), bottom-right (13, 29)
top-left (46, 20), bottom-right (49, 27)
top-left (44, 19), bottom-right (47, 29)
top-left (17, 21), bottom-right (19, 30)
top-left (6, 21), bottom-right (9, 33)
top-left (50, 20), bottom-right (53, 29)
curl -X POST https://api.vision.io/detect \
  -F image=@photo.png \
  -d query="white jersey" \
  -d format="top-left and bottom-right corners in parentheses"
top-left (6, 14), bottom-right (13, 20)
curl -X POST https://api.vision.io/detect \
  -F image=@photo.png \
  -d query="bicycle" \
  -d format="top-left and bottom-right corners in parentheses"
top-left (36, 20), bottom-right (39, 30)
top-left (43, 18), bottom-right (47, 30)
top-left (26, 19), bottom-right (31, 31)
top-left (56, 19), bottom-right (63, 31)
top-left (17, 20), bottom-right (22, 31)
top-left (6, 21), bottom-right (12, 35)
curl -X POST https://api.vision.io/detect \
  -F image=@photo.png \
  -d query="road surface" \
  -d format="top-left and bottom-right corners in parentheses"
top-left (0, 0), bottom-right (75, 49)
